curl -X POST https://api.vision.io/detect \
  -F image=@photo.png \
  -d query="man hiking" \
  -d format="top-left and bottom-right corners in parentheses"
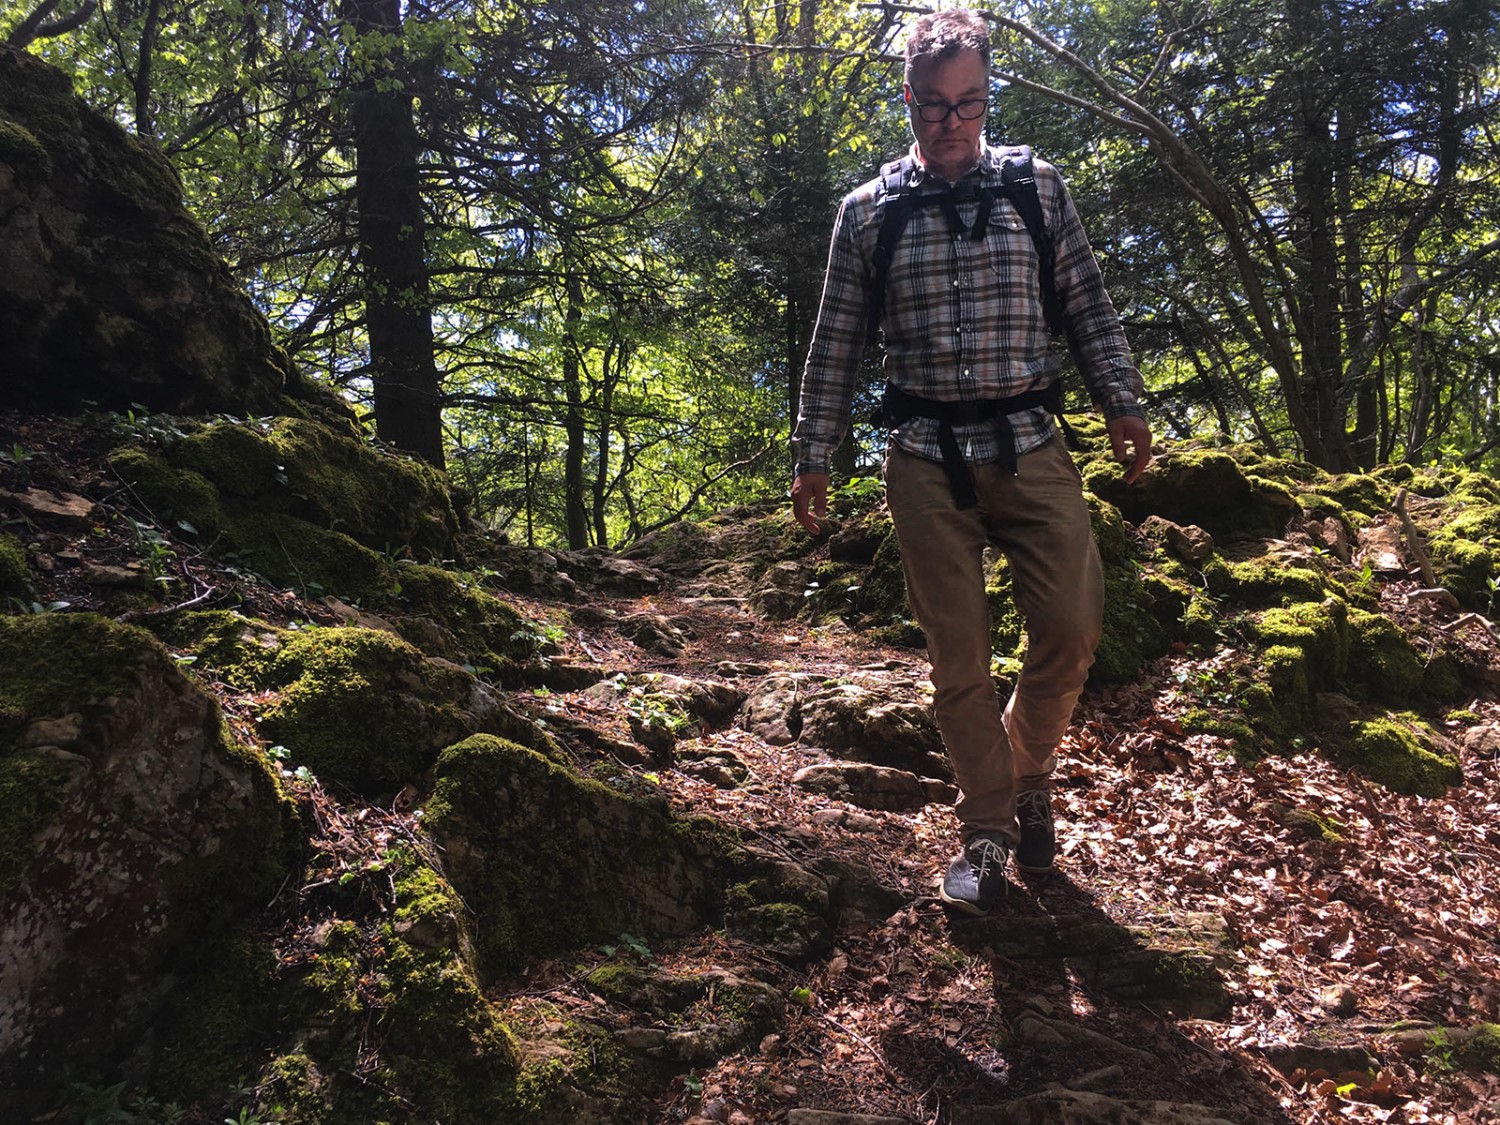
top-left (791, 7), bottom-right (1152, 915)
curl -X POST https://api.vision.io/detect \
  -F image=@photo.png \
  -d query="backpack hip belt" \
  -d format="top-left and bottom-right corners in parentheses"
top-left (875, 381), bottom-right (1079, 510)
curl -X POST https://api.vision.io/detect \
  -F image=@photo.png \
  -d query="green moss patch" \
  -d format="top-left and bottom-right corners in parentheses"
top-left (423, 735), bottom-right (735, 975)
top-left (0, 531), bottom-right (31, 596)
top-left (256, 627), bottom-right (487, 795)
top-left (233, 853), bottom-right (525, 1124)
top-left (1255, 600), bottom-right (1350, 691)
top-left (1084, 448), bottom-right (1299, 539)
top-left (1328, 715), bottom-right (1462, 797)
top-left (1206, 555), bottom-right (1330, 606)
top-left (392, 563), bottom-right (536, 671)
top-left (1345, 609), bottom-right (1425, 701)
top-left (110, 415), bottom-right (457, 594)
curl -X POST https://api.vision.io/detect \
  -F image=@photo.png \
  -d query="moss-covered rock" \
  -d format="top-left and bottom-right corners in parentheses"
top-left (583, 961), bottom-right (784, 1058)
top-left (143, 612), bottom-right (550, 794)
top-left (1459, 1023), bottom-right (1500, 1074)
top-left (1181, 594), bottom-right (1221, 646)
top-left (1096, 570), bottom-right (1169, 684)
top-left (1205, 554), bottom-right (1330, 606)
top-left (0, 613), bottom-right (287, 1112)
top-left (1139, 571), bottom-right (1192, 639)
top-left (1255, 599), bottom-right (1350, 691)
top-left (1084, 448), bottom-right (1300, 539)
top-left (111, 416), bottom-right (457, 569)
top-left (1262, 643), bottom-right (1313, 721)
top-left (0, 45), bottom-right (324, 416)
top-left (1327, 715), bottom-right (1462, 797)
top-left (209, 852), bottom-right (530, 1125)
top-left (0, 531), bottom-right (29, 596)
top-left (1345, 609), bottom-right (1425, 701)
top-left (392, 563), bottom-right (539, 672)
top-left (423, 735), bottom-right (735, 975)
top-left (1317, 472), bottom-right (1396, 518)
top-left (853, 532), bottom-right (910, 625)
top-left (258, 626), bottom-right (543, 795)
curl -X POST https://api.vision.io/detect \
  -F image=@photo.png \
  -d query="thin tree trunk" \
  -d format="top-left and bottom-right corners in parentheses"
top-left (562, 267), bottom-right (590, 549)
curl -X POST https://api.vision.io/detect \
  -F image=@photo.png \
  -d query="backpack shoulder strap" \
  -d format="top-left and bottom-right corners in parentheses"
top-left (995, 145), bottom-right (1066, 338)
top-left (867, 155), bottom-right (919, 342)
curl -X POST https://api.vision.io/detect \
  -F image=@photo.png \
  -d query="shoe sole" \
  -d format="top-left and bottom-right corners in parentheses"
top-left (937, 885), bottom-right (994, 916)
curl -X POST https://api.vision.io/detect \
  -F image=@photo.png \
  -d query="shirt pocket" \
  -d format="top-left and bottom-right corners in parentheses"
top-left (983, 206), bottom-right (1043, 312)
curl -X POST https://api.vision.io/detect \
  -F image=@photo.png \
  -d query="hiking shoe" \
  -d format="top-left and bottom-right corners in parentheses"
top-left (1015, 788), bottom-right (1056, 875)
top-left (939, 833), bottom-right (1009, 916)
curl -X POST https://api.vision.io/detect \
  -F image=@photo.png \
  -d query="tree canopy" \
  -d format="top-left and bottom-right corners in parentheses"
top-left (6, 0), bottom-right (1500, 544)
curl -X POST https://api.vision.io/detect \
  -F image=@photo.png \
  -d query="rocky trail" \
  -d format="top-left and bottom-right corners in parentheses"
top-left (4, 411), bottom-right (1500, 1125)
top-left (467, 572), bottom-right (1500, 1125)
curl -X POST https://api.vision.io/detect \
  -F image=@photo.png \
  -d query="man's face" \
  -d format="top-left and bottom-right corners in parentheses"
top-left (905, 46), bottom-right (988, 183)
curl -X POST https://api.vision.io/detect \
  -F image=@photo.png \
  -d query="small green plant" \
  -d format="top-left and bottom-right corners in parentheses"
top-left (1424, 1028), bottom-right (1458, 1075)
top-left (624, 689), bottom-right (689, 735)
top-left (59, 1080), bottom-right (187, 1125)
top-left (599, 932), bottom-right (654, 964)
top-left (129, 519), bottom-right (174, 585)
top-left (833, 475), bottom-right (883, 506)
top-left (26, 599), bottom-right (72, 614)
top-left (8, 441), bottom-right (31, 487)
top-left (511, 619), bottom-right (565, 658)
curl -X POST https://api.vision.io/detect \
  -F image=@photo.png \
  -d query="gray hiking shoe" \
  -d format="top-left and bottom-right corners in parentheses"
top-left (939, 832), bottom-right (1009, 915)
top-left (1015, 788), bottom-right (1055, 875)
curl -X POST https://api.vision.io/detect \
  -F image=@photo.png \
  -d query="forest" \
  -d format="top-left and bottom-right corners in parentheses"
top-left (6, 0), bottom-right (1499, 547)
top-left (6, 2), bottom-right (1500, 1123)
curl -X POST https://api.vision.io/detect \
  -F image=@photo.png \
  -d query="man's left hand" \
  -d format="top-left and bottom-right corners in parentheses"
top-left (1107, 415), bottom-right (1153, 485)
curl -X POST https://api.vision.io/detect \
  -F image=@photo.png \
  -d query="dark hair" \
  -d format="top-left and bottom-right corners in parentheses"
top-left (904, 8), bottom-right (992, 80)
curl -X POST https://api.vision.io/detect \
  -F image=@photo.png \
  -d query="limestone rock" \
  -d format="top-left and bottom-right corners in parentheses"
top-left (752, 559), bottom-right (817, 619)
top-left (800, 684), bottom-right (948, 776)
top-left (0, 486), bottom-right (95, 526)
top-left (1141, 515), bottom-right (1216, 563)
top-left (739, 672), bottom-right (818, 744)
top-left (0, 47), bottom-right (313, 416)
top-left (617, 611), bottom-right (691, 657)
top-left (791, 761), bottom-right (930, 813)
top-left (555, 547), bottom-right (667, 594)
top-left (0, 614), bottom-right (285, 1108)
top-left (424, 734), bottom-right (734, 973)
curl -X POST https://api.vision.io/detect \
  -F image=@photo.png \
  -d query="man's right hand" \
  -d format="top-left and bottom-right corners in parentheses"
top-left (791, 472), bottom-right (830, 535)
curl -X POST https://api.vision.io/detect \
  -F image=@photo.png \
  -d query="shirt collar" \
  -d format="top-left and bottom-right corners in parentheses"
top-left (907, 140), bottom-right (1003, 189)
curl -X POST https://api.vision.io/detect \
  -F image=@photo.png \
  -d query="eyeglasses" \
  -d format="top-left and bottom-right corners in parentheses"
top-left (912, 98), bottom-right (987, 123)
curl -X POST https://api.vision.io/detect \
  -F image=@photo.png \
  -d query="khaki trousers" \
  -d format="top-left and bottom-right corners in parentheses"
top-left (883, 437), bottom-right (1103, 844)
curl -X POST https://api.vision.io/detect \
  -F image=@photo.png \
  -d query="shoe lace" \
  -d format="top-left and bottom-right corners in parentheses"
top-left (969, 836), bottom-right (1007, 879)
top-left (1017, 788), bottom-right (1050, 823)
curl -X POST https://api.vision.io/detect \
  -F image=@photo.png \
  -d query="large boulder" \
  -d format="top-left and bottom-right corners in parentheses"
top-left (0, 45), bottom-right (308, 415)
top-left (423, 735), bottom-right (736, 974)
top-left (0, 613), bottom-right (287, 1110)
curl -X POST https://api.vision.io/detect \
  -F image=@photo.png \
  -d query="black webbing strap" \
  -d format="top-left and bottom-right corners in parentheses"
top-left (867, 147), bottom-right (1065, 342)
top-left (876, 381), bottom-right (1078, 508)
top-left (998, 152), bottom-right (1066, 339)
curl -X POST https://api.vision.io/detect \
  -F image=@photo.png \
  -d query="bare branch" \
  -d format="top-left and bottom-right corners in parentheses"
top-left (7, 0), bottom-right (96, 48)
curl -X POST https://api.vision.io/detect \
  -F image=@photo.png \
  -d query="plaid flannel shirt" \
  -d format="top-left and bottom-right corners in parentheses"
top-left (793, 143), bottom-right (1145, 477)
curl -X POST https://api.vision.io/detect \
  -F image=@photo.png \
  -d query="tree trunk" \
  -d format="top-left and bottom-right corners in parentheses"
top-left (563, 268), bottom-right (590, 549)
top-left (345, 0), bottom-right (445, 468)
top-left (592, 340), bottom-right (621, 549)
